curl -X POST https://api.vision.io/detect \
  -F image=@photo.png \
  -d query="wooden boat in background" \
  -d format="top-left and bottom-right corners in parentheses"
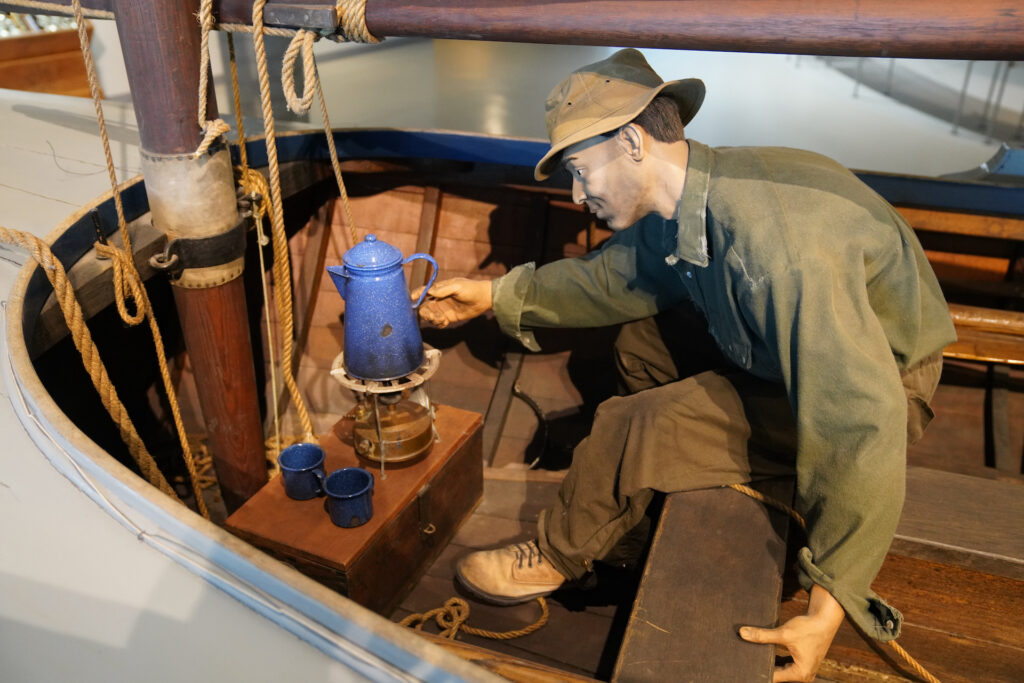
top-left (2, 1), bottom-right (1024, 681)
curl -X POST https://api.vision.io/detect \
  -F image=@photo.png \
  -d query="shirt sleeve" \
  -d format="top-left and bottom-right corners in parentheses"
top-left (491, 216), bottom-right (689, 351)
top-left (749, 259), bottom-right (906, 641)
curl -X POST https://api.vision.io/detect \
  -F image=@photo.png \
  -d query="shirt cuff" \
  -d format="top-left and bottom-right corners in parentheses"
top-left (797, 547), bottom-right (902, 642)
top-left (491, 262), bottom-right (541, 351)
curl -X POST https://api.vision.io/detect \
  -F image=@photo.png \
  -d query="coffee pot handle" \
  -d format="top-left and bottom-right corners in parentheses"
top-left (404, 253), bottom-right (438, 309)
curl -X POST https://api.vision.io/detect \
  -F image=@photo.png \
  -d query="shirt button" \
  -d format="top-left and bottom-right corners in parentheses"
top-left (685, 270), bottom-right (693, 278)
top-left (885, 619), bottom-right (895, 630)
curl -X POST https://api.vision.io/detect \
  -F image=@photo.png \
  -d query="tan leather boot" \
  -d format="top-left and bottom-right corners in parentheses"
top-left (456, 540), bottom-right (567, 605)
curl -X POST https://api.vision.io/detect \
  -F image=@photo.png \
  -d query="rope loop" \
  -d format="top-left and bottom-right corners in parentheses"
top-left (95, 242), bottom-right (146, 326)
top-left (282, 30), bottom-right (318, 115)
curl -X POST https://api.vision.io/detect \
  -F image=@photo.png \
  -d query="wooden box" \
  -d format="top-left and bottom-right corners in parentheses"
top-left (226, 404), bottom-right (483, 615)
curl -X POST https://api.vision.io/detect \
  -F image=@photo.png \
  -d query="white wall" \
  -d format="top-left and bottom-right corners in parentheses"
top-left (86, 22), bottom-right (1001, 178)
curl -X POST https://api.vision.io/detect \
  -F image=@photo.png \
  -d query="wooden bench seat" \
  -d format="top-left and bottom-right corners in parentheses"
top-left (613, 465), bottom-right (1024, 682)
top-left (613, 477), bottom-right (795, 682)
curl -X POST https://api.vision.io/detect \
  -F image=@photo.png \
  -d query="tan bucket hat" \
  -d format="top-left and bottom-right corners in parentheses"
top-left (534, 48), bottom-right (705, 180)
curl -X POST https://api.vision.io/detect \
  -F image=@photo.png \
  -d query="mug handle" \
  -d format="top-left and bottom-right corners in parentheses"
top-left (313, 467), bottom-right (325, 496)
top-left (404, 253), bottom-right (438, 309)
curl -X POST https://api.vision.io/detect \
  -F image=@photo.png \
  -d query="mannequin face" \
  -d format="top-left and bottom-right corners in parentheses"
top-left (562, 126), bottom-right (650, 230)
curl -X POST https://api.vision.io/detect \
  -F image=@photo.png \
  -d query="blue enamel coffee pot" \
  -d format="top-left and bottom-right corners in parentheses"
top-left (327, 235), bottom-right (438, 381)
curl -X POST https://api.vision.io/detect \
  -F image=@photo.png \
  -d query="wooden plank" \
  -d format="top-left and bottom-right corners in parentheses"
top-left (401, 573), bottom-right (611, 677)
top-left (482, 349), bottom-right (526, 466)
top-left (780, 553), bottom-right (1024, 683)
top-left (398, 625), bottom-right (598, 683)
top-left (292, 200), bottom-right (335, 360)
top-left (893, 466), bottom-right (1024, 579)
top-left (898, 206), bottom-right (1024, 241)
top-left (410, 186), bottom-right (442, 290)
top-left (613, 478), bottom-right (794, 682)
top-left (475, 478), bottom-right (561, 523)
top-left (985, 365), bottom-right (1020, 473)
top-left (30, 216), bottom-right (166, 358)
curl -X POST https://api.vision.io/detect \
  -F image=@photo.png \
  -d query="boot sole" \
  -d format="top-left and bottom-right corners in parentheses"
top-left (455, 564), bottom-right (560, 606)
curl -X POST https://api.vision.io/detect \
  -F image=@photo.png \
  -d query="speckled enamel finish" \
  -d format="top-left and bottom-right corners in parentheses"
top-left (327, 234), bottom-right (438, 381)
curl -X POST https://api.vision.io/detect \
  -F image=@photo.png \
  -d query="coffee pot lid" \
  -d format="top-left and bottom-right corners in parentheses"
top-left (343, 234), bottom-right (402, 271)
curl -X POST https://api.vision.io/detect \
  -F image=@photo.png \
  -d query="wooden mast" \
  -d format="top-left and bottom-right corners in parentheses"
top-left (114, 0), bottom-right (266, 511)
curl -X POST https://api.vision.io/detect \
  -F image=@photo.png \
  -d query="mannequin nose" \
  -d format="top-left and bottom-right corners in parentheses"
top-left (571, 177), bottom-right (585, 205)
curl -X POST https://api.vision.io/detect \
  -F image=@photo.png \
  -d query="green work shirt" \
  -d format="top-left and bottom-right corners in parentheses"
top-left (491, 139), bottom-right (956, 641)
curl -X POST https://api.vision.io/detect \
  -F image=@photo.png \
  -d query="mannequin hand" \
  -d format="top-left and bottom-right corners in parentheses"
top-left (414, 278), bottom-right (493, 328)
top-left (739, 584), bottom-right (844, 682)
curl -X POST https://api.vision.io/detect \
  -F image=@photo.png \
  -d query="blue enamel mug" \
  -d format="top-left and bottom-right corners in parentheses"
top-left (277, 443), bottom-right (325, 500)
top-left (324, 467), bottom-right (374, 528)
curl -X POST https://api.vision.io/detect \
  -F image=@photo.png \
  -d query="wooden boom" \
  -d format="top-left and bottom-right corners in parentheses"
top-left (3, 0), bottom-right (1023, 59)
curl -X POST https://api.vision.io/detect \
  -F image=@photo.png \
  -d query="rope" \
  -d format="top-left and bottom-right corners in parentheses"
top-left (252, 0), bottom-right (315, 441)
top-left (1, 227), bottom-right (177, 500)
top-left (62, 0), bottom-right (211, 518)
top-left (195, 0), bottom-right (231, 158)
top-left (889, 639), bottom-right (942, 683)
top-left (400, 597), bottom-right (549, 641)
top-left (281, 30), bottom-right (316, 114)
top-left (314, 65), bottom-right (360, 249)
top-left (227, 32), bottom-right (285, 456)
top-left (281, 29), bottom-right (359, 247)
top-left (727, 483), bottom-right (941, 683)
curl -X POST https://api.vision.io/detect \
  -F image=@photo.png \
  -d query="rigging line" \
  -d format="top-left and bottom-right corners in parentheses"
top-left (63, 0), bottom-right (211, 518)
top-left (227, 32), bottom-right (283, 455)
top-left (252, 0), bottom-right (315, 440)
top-left (195, 0), bottom-right (230, 157)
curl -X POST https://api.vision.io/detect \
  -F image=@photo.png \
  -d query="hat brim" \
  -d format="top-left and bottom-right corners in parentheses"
top-left (534, 77), bottom-right (705, 181)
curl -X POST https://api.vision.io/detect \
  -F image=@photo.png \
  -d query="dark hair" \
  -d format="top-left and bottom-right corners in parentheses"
top-left (629, 95), bottom-right (686, 142)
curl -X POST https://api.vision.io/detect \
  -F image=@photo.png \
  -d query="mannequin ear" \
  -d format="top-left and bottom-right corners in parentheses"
top-left (617, 124), bottom-right (644, 162)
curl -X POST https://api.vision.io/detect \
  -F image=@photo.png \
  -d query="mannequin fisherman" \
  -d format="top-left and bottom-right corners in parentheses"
top-left (415, 49), bottom-right (955, 682)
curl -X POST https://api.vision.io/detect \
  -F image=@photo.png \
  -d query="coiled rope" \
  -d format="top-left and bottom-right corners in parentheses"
top-left (400, 596), bottom-right (550, 641)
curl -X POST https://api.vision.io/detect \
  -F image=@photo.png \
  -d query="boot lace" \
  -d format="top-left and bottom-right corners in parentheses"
top-left (512, 541), bottom-right (544, 569)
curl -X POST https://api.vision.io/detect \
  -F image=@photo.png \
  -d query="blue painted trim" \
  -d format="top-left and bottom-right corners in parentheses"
top-left (856, 171), bottom-right (1024, 218)
top-left (235, 129), bottom-right (1024, 218)
top-left (236, 129), bottom-right (548, 170)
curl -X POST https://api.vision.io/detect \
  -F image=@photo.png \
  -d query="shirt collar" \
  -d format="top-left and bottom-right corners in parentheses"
top-left (673, 139), bottom-right (712, 268)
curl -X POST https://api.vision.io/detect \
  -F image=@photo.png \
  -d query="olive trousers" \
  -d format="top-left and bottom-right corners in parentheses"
top-left (536, 306), bottom-right (942, 580)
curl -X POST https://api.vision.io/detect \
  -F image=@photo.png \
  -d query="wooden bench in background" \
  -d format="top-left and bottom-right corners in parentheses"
top-left (896, 205), bottom-right (1024, 474)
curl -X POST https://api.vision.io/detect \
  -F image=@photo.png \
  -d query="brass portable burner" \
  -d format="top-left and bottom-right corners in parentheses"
top-left (330, 347), bottom-right (441, 473)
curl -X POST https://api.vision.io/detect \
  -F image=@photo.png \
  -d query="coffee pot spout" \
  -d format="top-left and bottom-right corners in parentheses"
top-left (326, 265), bottom-right (349, 300)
